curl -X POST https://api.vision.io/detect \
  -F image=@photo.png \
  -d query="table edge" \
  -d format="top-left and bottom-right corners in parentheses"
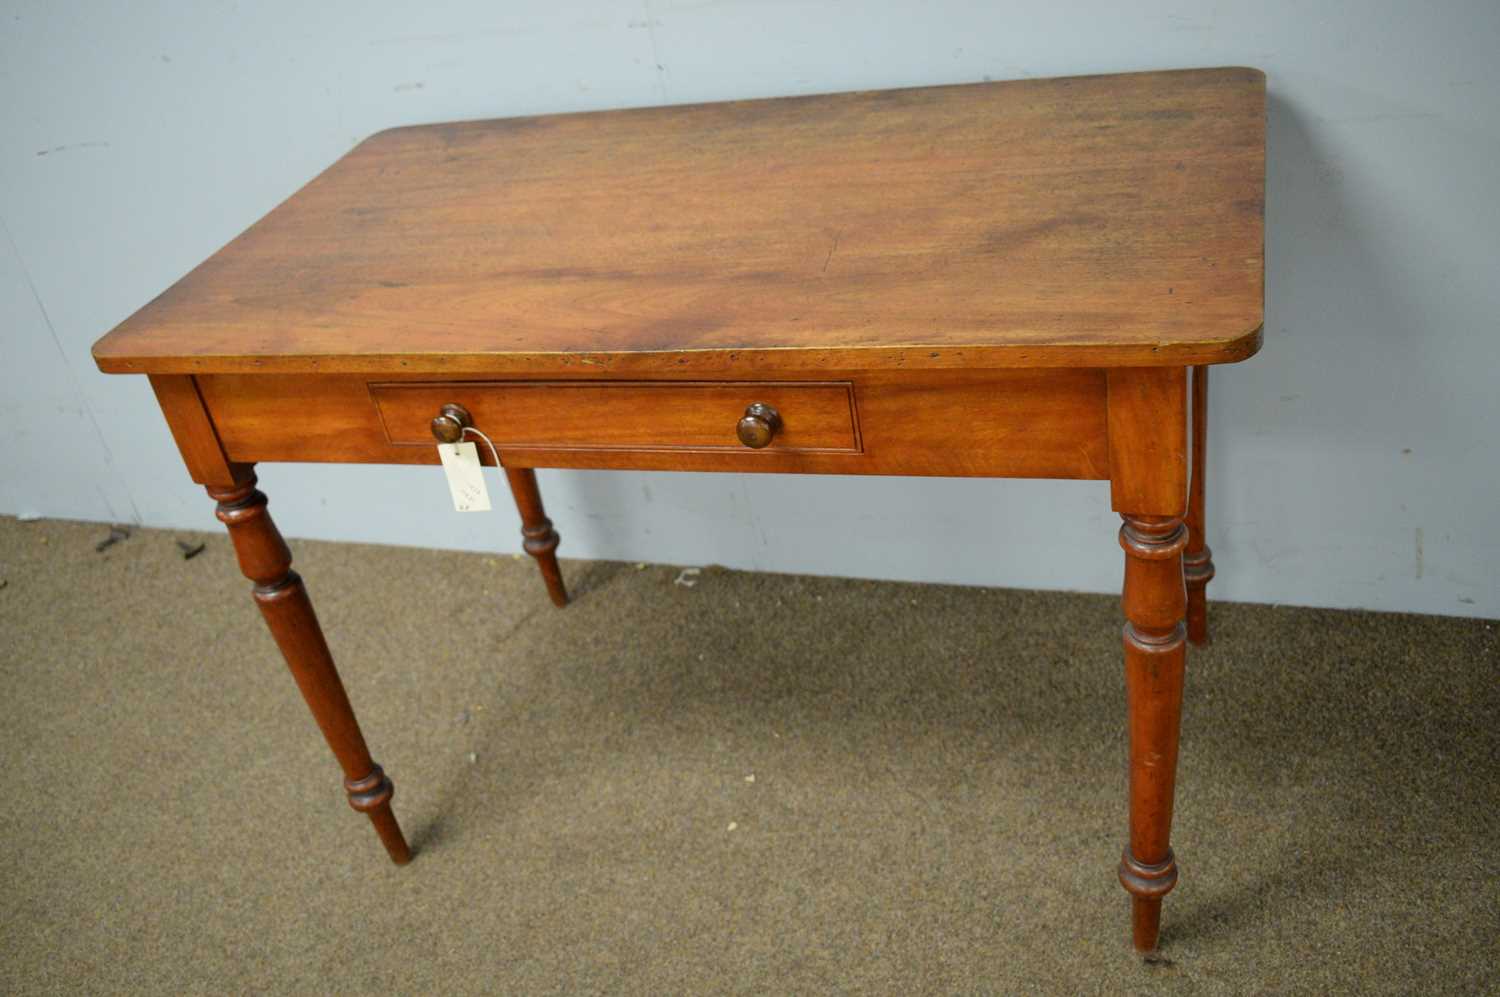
top-left (92, 323), bottom-right (1263, 377)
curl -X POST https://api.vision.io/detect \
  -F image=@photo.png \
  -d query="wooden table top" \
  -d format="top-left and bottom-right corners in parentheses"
top-left (93, 67), bottom-right (1264, 377)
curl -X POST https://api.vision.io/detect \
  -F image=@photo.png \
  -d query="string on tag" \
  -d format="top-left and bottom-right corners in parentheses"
top-left (461, 425), bottom-right (504, 470)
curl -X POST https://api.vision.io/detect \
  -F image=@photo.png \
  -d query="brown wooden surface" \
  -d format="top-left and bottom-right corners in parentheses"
top-left (1185, 366), bottom-right (1215, 644)
top-left (106, 66), bottom-right (1268, 953)
top-left (209, 471), bottom-right (411, 865)
top-left (1106, 368), bottom-right (1189, 514)
top-left (196, 369), bottom-right (1110, 479)
top-left (505, 467), bottom-right (568, 608)
top-left (372, 380), bottom-right (859, 453)
top-left (1108, 370), bottom-right (1191, 952)
top-left (148, 375), bottom-right (253, 488)
top-left (1117, 514), bottom-right (1187, 952)
top-left (93, 68), bottom-right (1264, 377)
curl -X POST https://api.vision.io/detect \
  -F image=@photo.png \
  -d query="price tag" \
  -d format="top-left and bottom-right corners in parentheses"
top-left (437, 442), bottom-right (491, 512)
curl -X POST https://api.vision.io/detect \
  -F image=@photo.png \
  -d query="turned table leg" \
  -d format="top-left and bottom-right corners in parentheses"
top-left (1117, 514), bottom-right (1188, 951)
top-left (209, 472), bottom-right (412, 865)
top-left (504, 467), bottom-right (568, 608)
top-left (1106, 366), bottom-right (1192, 952)
top-left (1184, 365), bottom-right (1215, 645)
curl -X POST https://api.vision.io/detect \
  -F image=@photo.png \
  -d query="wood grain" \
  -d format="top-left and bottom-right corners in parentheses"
top-left (1108, 365), bottom-right (1192, 952)
top-left (108, 67), bottom-right (1269, 953)
top-left (1117, 514), bottom-right (1188, 953)
top-left (148, 374), bottom-right (253, 488)
top-left (1106, 367), bottom-right (1188, 515)
top-left (94, 68), bottom-right (1264, 376)
top-left (1184, 365), bottom-right (1215, 644)
top-left (371, 380), bottom-right (860, 453)
top-left (209, 472), bottom-right (411, 865)
top-left (505, 467), bottom-right (568, 608)
top-left (195, 369), bottom-right (1111, 480)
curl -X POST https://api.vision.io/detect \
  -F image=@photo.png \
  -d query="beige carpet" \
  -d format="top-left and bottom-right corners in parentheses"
top-left (1, 514), bottom-right (1496, 994)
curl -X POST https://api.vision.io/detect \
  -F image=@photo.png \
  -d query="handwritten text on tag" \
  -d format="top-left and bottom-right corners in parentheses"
top-left (437, 442), bottom-right (491, 512)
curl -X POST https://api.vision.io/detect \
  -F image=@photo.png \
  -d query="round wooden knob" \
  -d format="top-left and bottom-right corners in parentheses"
top-left (430, 403), bottom-right (473, 443)
top-left (736, 402), bottom-right (782, 449)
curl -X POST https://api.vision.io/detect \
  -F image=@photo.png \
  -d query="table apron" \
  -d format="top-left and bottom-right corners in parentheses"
top-left (194, 370), bottom-right (1110, 480)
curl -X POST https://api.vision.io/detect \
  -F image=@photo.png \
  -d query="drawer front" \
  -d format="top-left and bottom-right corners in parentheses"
top-left (369, 380), bottom-right (860, 454)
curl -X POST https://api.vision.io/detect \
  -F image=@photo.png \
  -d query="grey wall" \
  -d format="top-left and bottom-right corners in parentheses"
top-left (3, 1), bottom-right (1497, 618)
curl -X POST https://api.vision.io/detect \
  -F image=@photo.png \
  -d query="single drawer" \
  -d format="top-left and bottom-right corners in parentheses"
top-left (368, 380), bottom-right (861, 454)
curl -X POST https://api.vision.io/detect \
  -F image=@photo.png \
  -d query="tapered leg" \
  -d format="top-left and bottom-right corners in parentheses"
top-left (1117, 514), bottom-right (1188, 952)
top-left (209, 472), bottom-right (411, 865)
top-left (1184, 366), bottom-right (1215, 645)
top-left (504, 467), bottom-right (568, 607)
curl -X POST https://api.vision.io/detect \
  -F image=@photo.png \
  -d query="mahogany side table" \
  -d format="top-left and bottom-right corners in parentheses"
top-left (92, 67), bottom-right (1265, 952)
